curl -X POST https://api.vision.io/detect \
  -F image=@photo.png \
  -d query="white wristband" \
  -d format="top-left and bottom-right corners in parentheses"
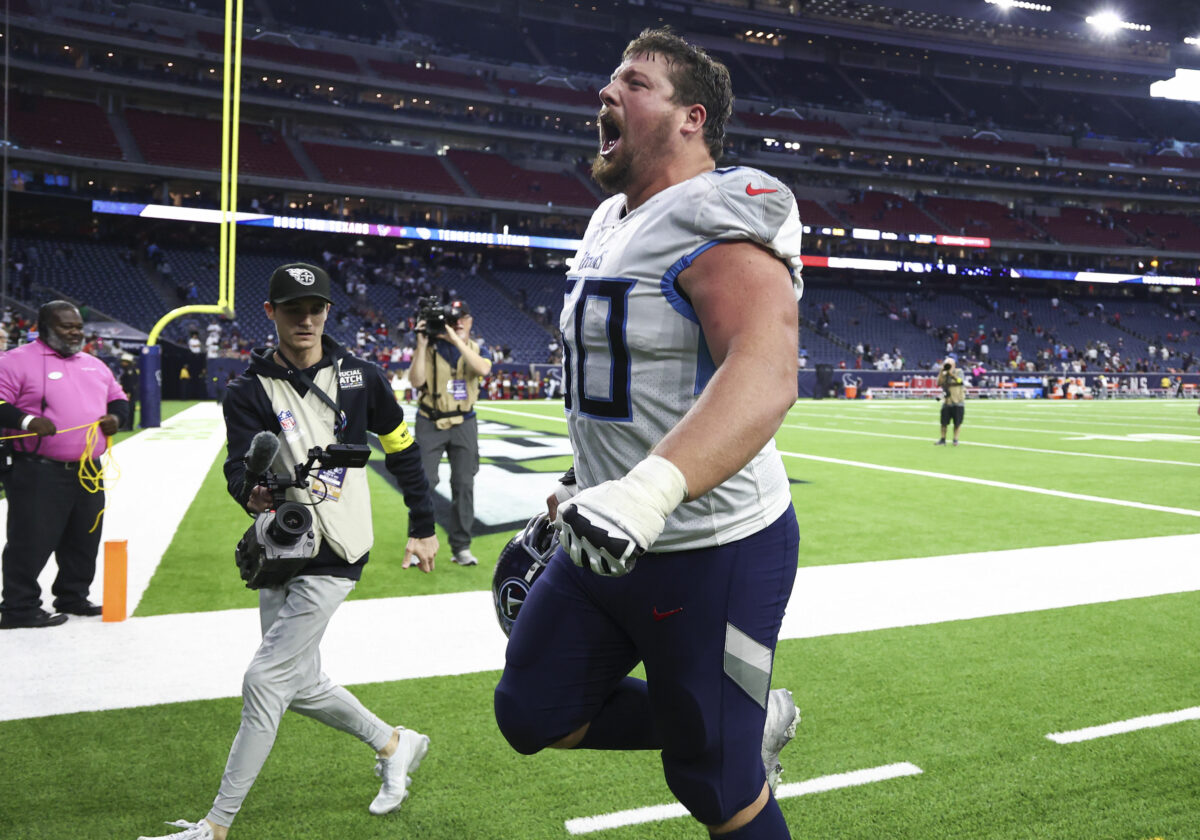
top-left (20, 414), bottom-right (34, 431)
top-left (624, 455), bottom-right (688, 519)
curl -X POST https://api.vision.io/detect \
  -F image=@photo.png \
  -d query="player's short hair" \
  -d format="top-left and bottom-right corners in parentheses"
top-left (623, 27), bottom-right (732, 161)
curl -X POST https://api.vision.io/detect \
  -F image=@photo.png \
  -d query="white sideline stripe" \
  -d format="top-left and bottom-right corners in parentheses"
top-left (1046, 707), bottom-right (1200, 744)
top-left (564, 762), bottom-right (923, 834)
top-left (780, 422), bottom-right (1200, 468)
top-left (5, 534), bottom-right (1200, 721)
top-left (781, 451), bottom-right (1200, 518)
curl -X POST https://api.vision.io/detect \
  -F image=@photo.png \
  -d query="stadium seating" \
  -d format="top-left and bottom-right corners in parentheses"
top-left (496, 80), bottom-right (598, 109)
top-left (302, 142), bottom-right (464, 195)
top-left (1037, 207), bottom-right (1134, 249)
top-left (941, 135), bottom-right (1040, 159)
top-left (834, 191), bottom-right (947, 234)
top-left (737, 111), bottom-right (853, 140)
top-left (195, 31), bottom-right (358, 75)
top-left (1049, 146), bottom-right (1130, 166)
top-left (921, 196), bottom-right (1044, 242)
top-left (125, 110), bottom-right (305, 178)
top-left (934, 77), bottom-right (1043, 131)
top-left (445, 149), bottom-right (597, 208)
top-left (796, 199), bottom-right (847, 229)
top-left (13, 238), bottom-right (170, 332)
top-left (368, 60), bottom-right (489, 92)
top-left (843, 66), bottom-right (956, 121)
top-left (9, 95), bottom-right (123, 160)
top-left (1115, 210), bottom-right (1200, 251)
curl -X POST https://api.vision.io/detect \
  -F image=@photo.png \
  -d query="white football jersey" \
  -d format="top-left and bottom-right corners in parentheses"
top-left (561, 166), bottom-right (803, 550)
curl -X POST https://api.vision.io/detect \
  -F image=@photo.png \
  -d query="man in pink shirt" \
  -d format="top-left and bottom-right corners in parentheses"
top-left (0, 301), bottom-right (129, 629)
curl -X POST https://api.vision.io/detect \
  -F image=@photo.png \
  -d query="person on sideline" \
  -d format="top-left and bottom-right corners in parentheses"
top-left (494, 29), bottom-right (804, 839)
top-left (138, 263), bottom-right (438, 840)
top-left (935, 357), bottom-right (966, 446)
top-left (408, 298), bottom-right (492, 567)
top-left (0, 301), bottom-right (128, 629)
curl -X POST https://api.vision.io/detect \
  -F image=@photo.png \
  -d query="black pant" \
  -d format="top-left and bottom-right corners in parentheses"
top-left (0, 457), bottom-right (105, 617)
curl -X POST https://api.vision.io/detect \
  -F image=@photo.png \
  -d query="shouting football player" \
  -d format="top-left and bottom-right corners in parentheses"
top-left (494, 27), bottom-right (804, 839)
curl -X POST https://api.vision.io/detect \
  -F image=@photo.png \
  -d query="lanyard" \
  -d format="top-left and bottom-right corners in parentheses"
top-left (278, 350), bottom-right (346, 442)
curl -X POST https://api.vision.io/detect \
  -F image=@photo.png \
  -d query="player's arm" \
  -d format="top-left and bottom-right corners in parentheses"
top-left (654, 239), bottom-right (798, 499)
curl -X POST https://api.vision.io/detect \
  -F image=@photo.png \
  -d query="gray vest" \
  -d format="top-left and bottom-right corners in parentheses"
top-left (259, 361), bottom-right (373, 562)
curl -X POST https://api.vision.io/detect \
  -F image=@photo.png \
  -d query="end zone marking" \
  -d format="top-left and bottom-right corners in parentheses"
top-left (564, 762), bottom-right (922, 835)
top-left (1046, 706), bottom-right (1200, 744)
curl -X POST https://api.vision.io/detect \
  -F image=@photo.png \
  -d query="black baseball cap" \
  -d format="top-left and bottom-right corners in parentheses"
top-left (268, 263), bottom-right (333, 304)
top-left (448, 299), bottom-right (471, 317)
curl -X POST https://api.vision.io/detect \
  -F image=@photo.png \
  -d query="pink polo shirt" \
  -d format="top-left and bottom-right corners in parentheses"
top-left (0, 339), bottom-right (127, 461)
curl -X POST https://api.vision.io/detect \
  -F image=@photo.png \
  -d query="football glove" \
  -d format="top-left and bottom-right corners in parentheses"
top-left (555, 455), bottom-right (688, 577)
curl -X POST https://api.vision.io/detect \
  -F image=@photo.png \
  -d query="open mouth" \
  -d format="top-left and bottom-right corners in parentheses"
top-left (598, 111), bottom-right (621, 157)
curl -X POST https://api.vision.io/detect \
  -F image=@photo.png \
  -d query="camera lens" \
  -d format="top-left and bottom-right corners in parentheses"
top-left (267, 501), bottom-right (312, 545)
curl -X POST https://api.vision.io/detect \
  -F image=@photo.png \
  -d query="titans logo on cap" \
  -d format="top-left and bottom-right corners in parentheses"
top-left (286, 267), bottom-right (316, 285)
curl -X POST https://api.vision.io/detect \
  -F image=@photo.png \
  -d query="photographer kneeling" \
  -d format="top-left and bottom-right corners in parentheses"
top-left (409, 297), bottom-right (492, 567)
top-left (139, 263), bottom-right (439, 840)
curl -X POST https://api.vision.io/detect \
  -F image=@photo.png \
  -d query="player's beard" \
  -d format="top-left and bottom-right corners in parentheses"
top-left (591, 143), bottom-right (632, 195)
top-left (591, 113), bottom-right (675, 196)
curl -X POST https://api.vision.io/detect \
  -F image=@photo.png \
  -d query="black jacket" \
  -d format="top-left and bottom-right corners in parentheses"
top-left (222, 337), bottom-right (435, 579)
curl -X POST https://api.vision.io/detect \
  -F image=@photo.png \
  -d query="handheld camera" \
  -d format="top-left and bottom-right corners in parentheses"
top-left (234, 443), bottom-right (371, 589)
top-left (417, 295), bottom-right (458, 337)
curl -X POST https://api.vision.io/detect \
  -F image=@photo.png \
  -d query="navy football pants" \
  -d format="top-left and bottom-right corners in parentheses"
top-left (495, 508), bottom-right (799, 826)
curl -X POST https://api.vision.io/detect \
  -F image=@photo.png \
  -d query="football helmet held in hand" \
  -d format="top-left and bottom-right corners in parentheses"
top-left (492, 514), bottom-right (558, 637)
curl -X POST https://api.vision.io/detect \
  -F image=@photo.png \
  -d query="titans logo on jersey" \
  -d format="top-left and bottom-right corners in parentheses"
top-left (560, 166), bottom-right (803, 551)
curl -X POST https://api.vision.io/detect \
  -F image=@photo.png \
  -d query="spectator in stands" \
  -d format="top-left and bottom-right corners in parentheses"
top-left (409, 298), bottom-right (493, 567)
top-left (935, 357), bottom-right (966, 447)
top-left (0, 301), bottom-right (129, 629)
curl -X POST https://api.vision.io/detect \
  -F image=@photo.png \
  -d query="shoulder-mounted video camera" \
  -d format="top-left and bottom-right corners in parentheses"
top-left (417, 295), bottom-right (458, 337)
top-left (234, 442), bottom-right (371, 589)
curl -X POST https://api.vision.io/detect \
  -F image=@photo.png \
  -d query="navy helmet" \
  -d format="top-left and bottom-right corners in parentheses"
top-left (492, 513), bottom-right (557, 637)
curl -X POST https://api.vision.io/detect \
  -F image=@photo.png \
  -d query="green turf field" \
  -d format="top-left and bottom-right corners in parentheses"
top-left (4, 397), bottom-right (1199, 839)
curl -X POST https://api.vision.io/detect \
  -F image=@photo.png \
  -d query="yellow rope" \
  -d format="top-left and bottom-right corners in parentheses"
top-left (2, 420), bottom-right (120, 532)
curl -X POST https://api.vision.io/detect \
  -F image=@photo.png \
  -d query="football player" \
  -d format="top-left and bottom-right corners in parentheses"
top-left (494, 28), bottom-right (803, 839)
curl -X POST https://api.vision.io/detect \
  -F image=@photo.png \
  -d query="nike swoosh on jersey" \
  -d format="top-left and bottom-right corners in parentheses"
top-left (652, 606), bottom-right (684, 622)
top-left (746, 184), bottom-right (779, 196)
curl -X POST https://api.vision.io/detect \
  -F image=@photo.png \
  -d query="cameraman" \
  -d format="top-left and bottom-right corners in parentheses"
top-left (140, 264), bottom-right (438, 840)
top-left (935, 357), bottom-right (966, 447)
top-left (409, 298), bottom-right (492, 567)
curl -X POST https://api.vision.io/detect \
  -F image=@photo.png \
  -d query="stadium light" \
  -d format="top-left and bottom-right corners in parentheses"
top-left (985, 0), bottom-right (1052, 12)
top-left (1186, 36), bottom-right (1200, 46)
top-left (1086, 11), bottom-right (1151, 33)
top-left (1150, 68), bottom-right (1200, 102)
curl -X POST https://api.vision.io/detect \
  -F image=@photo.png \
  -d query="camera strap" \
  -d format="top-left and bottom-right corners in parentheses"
top-left (278, 350), bottom-right (346, 442)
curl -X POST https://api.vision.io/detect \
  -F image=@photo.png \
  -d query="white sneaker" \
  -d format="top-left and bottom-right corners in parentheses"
top-left (137, 819), bottom-right (214, 840)
top-left (369, 727), bottom-right (430, 815)
top-left (761, 688), bottom-right (801, 793)
top-left (452, 549), bottom-right (479, 566)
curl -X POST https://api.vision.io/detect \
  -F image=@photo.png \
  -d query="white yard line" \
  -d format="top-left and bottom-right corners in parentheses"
top-left (564, 762), bottom-right (923, 834)
top-left (4, 533), bottom-right (1200, 722)
top-left (780, 451), bottom-right (1200, 517)
top-left (780, 422), bottom-right (1200, 467)
top-left (1046, 707), bottom-right (1200, 744)
top-left (786, 411), bottom-right (1193, 437)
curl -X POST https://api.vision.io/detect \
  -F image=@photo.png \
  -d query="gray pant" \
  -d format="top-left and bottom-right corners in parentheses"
top-left (416, 414), bottom-right (479, 553)
top-left (207, 575), bottom-right (392, 827)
